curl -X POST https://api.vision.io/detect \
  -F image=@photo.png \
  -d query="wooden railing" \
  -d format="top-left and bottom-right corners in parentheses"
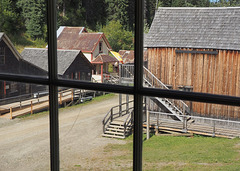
top-left (103, 74), bottom-right (119, 84)
top-left (123, 109), bottom-right (134, 137)
top-left (102, 100), bottom-right (134, 134)
top-left (143, 67), bottom-right (189, 116)
top-left (119, 64), bottom-right (189, 117)
top-left (1, 88), bottom-right (78, 119)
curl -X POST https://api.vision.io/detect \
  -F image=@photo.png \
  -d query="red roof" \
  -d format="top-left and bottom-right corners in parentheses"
top-left (57, 27), bottom-right (112, 53)
top-left (92, 54), bottom-right (118, 64)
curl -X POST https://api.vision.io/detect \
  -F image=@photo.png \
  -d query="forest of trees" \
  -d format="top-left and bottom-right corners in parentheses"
top-left (0, 0), bottom-right (239, 51)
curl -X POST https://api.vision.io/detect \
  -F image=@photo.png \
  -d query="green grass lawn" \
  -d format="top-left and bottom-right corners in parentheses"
top-left (104, 135), bottom-right (240, 170)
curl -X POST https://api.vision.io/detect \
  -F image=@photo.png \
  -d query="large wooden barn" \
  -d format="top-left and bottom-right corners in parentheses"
top-left (144, 7), bottom-right (240, 120)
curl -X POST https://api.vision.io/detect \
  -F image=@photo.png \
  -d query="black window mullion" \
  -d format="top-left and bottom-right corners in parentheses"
top-left (47, 0), bottom-right (59, 170)
top-left (133, 0), bottom-right (144, 170)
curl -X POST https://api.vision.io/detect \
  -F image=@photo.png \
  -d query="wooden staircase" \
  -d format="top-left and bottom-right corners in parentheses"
top-left (102, 119), bottom-right (132, 139)
top-left (102, 102), bottom-right (134, 139)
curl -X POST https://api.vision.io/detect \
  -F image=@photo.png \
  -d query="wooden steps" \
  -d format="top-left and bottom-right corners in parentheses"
top-left (102, 119), bottom-right (132, 139)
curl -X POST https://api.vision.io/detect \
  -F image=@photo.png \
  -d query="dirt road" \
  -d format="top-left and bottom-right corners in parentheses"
top-left (0, 94), bottom-right (130, 171)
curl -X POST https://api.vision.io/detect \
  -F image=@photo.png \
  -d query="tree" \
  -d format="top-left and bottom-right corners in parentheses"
top-left (106, 0), bottom-right (134, 31)
top-left (102, 20), bottom-right (133, 51)
top-left (17, 0), bottom-right (46, 39)
top-left (0, 0), bottom-right (22, 34)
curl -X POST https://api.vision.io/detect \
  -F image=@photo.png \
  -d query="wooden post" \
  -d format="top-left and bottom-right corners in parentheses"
top-left (147, 106), bottom-right (150, 140)
top-left (60, 93), bottom-right (62, 105)
top-left (126, 93), bottom-right (129, 113)
top-left (213, 121), bottom-right (216, 137)
top-left (101, 64), bottom-right (103, 83)
top-left (31, 101), bottom-right (33, 115)
top-left (182, 105), bottom-right (187, 133)
top-left (10, 107), bottom-right (12, 120)
top-left (71, 89), bottom-right (74, 101)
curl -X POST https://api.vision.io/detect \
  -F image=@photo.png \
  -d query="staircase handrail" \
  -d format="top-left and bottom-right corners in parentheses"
top-left (120, 64), bottom-right (134, 78)
top-left (102, 100), bottom-right (134, 133)
top-left (103, 74), bottom-right (119, 84)
top-left (143, 66), bottom-right (189, 114)
top-left (123, 109), bottom-right (134, 137)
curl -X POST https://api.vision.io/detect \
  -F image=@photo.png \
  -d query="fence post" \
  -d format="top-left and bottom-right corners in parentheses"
top-left (212, 121), bottom-right (216, 137)
top-left (71, 89), bottom-right (74, 101)
top-left (147, 105), bottom-right (150, 140)
top-left (38, 92), bottom-right (40, 103)
top-left (111, 108), bottom-right (113, 122)
top-left (60, 93), bottom-right (62, 105)
top-left (10, 107), bottom-right (12, 120)
top-left (31, 101), bottom-right (33, 115)
top-left (182, 105), bottom-right (187, 133)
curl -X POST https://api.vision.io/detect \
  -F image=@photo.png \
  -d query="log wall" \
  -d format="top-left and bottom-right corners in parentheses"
top-left (147, 47), bottom-right (240, 120)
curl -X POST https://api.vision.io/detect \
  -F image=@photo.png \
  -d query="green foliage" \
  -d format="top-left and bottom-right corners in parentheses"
top-left (0, 0), bottom-right (22, 34)
top-left (106, 0), bottom-right (135, 31)
top-left (17, 0), bottom-right (46, 40)
top-left (102, 20), bottom-right (133, 51)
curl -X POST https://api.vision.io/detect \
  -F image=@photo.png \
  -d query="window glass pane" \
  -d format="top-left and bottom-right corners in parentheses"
top-left (144, 4), bottom-right (240, 97)
top-left (59, 89), bottom-right (133, 170)
top-left (142, 96), bottom-right (240, 170)
top-left (56, 1), bottom-right (135, 86)
top-left (0, 1), bottom-right (48, 78)
top-left (0, 82), bottom-right (49, 170)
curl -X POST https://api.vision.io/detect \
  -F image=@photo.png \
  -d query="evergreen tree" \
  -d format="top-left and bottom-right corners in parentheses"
top-left (0, 0), bottom-right (22, 34)
top-left (17, 0), bottom-right (46, 39)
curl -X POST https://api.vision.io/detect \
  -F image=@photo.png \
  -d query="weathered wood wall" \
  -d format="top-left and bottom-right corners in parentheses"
top-left (147, 47), bottom-right (240, 120)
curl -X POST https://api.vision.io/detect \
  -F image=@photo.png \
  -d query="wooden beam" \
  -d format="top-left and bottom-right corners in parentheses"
top-left (176, 50), bottom-right (218, 55)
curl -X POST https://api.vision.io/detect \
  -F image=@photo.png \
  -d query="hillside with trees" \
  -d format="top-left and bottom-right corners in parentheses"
top-left (0, 0), bottom-right (239, 51)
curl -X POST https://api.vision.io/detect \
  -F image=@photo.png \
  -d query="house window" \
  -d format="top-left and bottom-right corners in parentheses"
top-left (0, 47), bottom-right (5, 64)
top-left (99, 41), bottom-right (103, 53)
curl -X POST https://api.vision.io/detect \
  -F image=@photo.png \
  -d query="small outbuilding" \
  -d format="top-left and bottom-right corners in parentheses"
top-left (21, 48), bottom-right (94, 81)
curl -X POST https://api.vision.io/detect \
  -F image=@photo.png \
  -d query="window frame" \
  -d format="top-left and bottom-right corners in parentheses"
top-left (0, 0), bottom-right (239, 170)
top-left (0, 47), bottom-right (5, 64)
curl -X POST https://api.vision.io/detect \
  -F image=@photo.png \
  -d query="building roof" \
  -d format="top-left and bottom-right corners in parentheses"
top-left (57, 26), bottom-right (112, 52)
top-left (110, 51), bottom-right (123, 63)
top-left (92, 54), bottom-right (118, 64)
top-left (0, 32), bottom-right (22, 60)
top-left (144, 7), bottom-right (240, 50)
top-left (121, 50), bottom-right (134, 64)
top-left (21, 48), bottom-right (92, 75)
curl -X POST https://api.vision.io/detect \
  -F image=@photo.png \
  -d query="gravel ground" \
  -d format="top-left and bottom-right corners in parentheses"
top-left (0, 94), bottom-right (131, 171)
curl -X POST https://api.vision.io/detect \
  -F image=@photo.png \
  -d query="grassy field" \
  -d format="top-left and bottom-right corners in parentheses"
top-left (104, 135), bottom-right (240, 170)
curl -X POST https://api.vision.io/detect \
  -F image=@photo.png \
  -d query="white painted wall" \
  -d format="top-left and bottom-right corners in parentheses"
top-left (92, 37), bottom-right (109, 59)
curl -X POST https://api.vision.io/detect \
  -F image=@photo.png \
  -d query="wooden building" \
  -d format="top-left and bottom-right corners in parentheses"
top-left (21, 48), bottom-right (94, 81)
top-left (144, 7), bottom-right (240, 119)
top-left (0, 33), bottom-right (47, 100)
top-left (56, 26), bottom-right (119, 82)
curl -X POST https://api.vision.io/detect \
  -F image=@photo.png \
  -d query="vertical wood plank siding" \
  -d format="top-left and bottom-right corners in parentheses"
top-left (148, 48), bottom-right (240, 119)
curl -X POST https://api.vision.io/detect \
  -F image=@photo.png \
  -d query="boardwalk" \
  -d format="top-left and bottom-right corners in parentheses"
top-left (0, 89), bottom-right (94, 119)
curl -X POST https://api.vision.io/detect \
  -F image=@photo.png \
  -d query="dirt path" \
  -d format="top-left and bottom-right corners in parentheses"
top-left (0, 94), bottom-right (130, 171)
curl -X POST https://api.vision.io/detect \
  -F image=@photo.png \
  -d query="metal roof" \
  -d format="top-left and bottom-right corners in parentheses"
top-left (92, 54), bottom-right (118, 63)
top-left (57, 27), bottom-right (112, 52)
top-left (144, 7), bottom-right (240, 50)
